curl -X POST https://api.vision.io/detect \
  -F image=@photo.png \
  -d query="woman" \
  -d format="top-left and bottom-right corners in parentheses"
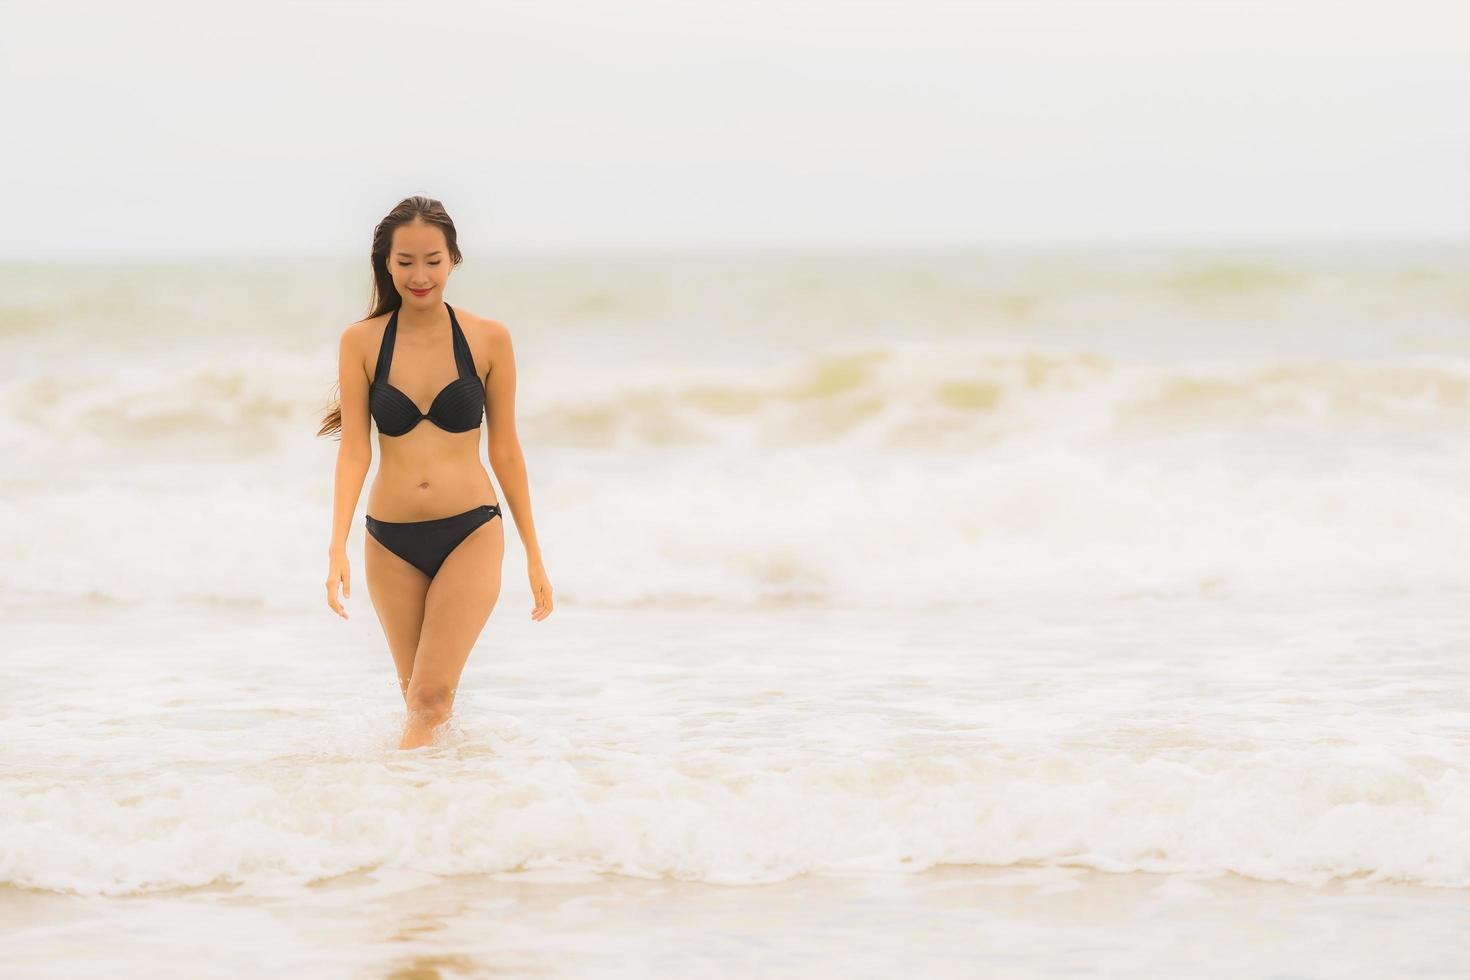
top-left (318, 196), bottom-right (553, 750)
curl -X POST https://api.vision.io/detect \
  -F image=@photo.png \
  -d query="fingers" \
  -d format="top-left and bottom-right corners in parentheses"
top-left (531, 584), bottom-right (554, 621)
top-left (324, 555), bottom-right (351, 618)
top-left (324, 576), bottom-right (348, 620)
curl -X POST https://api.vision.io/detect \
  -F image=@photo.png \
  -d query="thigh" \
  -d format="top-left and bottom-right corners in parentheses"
top-left (364, 531), bottom-right (431, 697)
top-left (410, 515), bottom-right (506, 695)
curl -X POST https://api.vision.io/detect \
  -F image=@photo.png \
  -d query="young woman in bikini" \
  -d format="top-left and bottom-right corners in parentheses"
top-left (318, 195), bottom-right (553, 750)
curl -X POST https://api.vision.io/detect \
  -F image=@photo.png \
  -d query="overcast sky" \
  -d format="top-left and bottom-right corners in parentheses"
top-left (3, 0), bottom-right (1467, 257)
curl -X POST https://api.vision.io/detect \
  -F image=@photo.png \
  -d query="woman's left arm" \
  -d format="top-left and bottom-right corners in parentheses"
top-left (484, 319), bottom-right (553, 620)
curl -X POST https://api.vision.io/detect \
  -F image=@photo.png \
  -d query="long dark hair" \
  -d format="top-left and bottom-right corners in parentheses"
top-left (316, 195), bottom-right (464, 439)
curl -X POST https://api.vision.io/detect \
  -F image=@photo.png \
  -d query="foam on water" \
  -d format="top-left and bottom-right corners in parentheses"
top-left (0, 334), bottom-right (1465, 609)
top-left (1, 598), bottom-right (1466, 897)
top-left (1, 244), bottom-right (1466, 900)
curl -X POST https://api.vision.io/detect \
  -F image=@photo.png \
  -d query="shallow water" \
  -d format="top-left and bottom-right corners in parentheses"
top-left (3, 597), bottom-right (1469, 976)
top-left (2, 244), bottom-right (1467, 975)
top-left (4, 863), bottom-right (1468, 979)
top-left (4, 594), bottom-right (1467, 892)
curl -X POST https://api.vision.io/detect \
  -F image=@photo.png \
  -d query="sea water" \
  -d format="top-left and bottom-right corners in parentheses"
top-left (1, 243), bottom-right (1467, 977)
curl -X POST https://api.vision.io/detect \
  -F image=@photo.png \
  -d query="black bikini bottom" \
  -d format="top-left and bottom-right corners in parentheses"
top-left (364, 503), bottom-right (502, 580)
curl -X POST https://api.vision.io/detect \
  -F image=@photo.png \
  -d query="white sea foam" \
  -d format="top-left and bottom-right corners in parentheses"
top-left (0, 338), bottom-right (1465, 608)
top-left (1, 245), bottom-right (1466, 902)
top-left (2, 597), bottom-right (1466, 897)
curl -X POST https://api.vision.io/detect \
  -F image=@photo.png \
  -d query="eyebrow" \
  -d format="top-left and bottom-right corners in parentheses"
top-left (394, 250), bottom-right (444, 257)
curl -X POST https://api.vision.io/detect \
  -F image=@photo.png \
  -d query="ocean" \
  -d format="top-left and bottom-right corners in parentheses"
top-left (2, 242), bottom-right (1467, 977)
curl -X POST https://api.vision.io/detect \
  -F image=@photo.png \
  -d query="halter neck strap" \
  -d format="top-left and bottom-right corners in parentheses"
top-left (373, 302), bottom-right (473, 385)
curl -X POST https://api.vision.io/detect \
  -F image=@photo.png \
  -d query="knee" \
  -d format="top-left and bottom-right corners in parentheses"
top-left (405, 683), bottom-right (456, 721)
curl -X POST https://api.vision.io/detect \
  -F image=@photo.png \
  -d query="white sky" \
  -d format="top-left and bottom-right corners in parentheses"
top-left (3, 0), bottom-right (1467, 256)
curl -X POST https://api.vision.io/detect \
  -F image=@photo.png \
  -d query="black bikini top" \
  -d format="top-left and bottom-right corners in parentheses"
top-left (369, 302), bottom-right (485, 437)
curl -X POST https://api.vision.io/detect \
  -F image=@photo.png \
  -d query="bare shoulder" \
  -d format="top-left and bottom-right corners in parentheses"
top-left (342, 311), bottom-right (390, 343)
top-left (457, 308), bottom-right (512, 359)
top-left (460, 308), bottom-right (510, 342)
top-left (337, 318), bottom-right (364, 352)
top-left (339, 314), bottom-right (390, 381)
top-left (350, 310), bottom-right (393, 331)
top-left (343, 312), bottom-right (395, 354)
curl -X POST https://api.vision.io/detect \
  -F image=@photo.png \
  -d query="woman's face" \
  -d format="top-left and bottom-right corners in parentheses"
top-left (389, 220), bottom-right (451, 308)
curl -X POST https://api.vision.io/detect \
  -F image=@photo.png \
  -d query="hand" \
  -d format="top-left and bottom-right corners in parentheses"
top-left (529, 560), bottom-right (554, 621)
top-left (325, 548), bottom-right (351, 619)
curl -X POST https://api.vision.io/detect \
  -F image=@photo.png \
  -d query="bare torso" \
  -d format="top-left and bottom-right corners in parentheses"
top-left (361, 306), bottom-right (499, 521)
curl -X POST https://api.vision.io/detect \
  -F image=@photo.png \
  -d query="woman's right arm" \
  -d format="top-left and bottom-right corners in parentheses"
top-left (326, 323), bottom-right (372, 618)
